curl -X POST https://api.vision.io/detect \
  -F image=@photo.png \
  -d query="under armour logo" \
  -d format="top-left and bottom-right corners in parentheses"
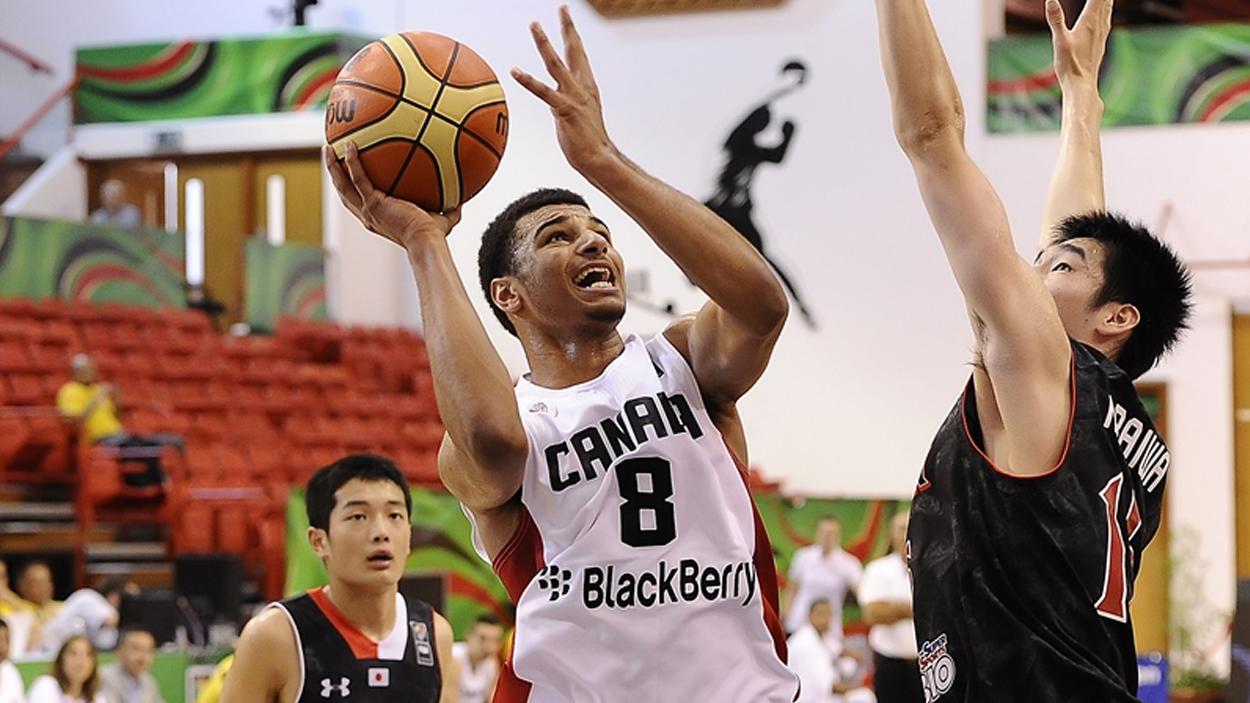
top-left (536, 564), bottom-right (572, 602)
top-left (321, 677), bottom-right (350, 698)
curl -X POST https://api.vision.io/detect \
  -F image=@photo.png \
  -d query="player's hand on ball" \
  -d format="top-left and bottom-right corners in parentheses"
top-left (512, 5), bottom-right (617, 176)
top-left (324, 143), bottom-right (461, 250)
top-left (1046, 0), bottom-right (1113, 91)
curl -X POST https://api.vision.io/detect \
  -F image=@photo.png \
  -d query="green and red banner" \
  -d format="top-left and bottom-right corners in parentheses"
top-left (0, 217), bottom-right (185, 308)
top-left (75, 32), bottom-right (368, 124)
top-left (244, 239), bottom-right (327, 333)
top-left (989, 22), bottom-right (1250, 132)
top-left (284, 486), bottom-right (906, 637)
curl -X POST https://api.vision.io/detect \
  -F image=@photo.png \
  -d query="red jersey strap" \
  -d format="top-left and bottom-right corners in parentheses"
top-left (308, 587), bottom-right (379, 660)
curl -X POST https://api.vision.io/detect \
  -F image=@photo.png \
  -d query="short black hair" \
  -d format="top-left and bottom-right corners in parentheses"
top-left (118, 627), bottom-right (155, 644)
top-left (18, 560), bottom-right (50, 581)
top-left (1054, 212), bottom-right (1193, 379)
top-left (306, 454), bottom-right (412, 532)
top-left (477, 188), bottom-right (589, 336)
top-left (97, 577), bottom-right (130, 599)
top-left (472, 614), bottom-right (502, 628)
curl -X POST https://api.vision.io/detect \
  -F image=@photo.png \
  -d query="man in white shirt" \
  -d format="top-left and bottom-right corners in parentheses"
top-left (90, 180), bottom-right (143, 230)
top-left (784, 517), bottom-right (864, 637)
top-left (99, 629), bottom-right (165, 703)
top-left (451, 616), bottom-right (503, 703)
top-left (0, 619), bottom-right (25, 703)
top-left (858, 513), bottom-right (921, 703)
top-left (787, 601), bottom-right (874, 703)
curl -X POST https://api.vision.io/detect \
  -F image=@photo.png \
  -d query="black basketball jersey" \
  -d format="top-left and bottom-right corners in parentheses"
top-left (908, 341), bottom-right (1167, 703)
top-left (273, 587), bottom-right (441, 703)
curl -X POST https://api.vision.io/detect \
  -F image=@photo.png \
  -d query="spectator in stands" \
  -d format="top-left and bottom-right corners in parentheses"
top-left (787, 600), bottom-right (874, 703)
top-left (783, 516), bottom-right (864, 637)
top-left (98, 628), bottom-right (164, 703)
top-left (90, 181), bottom-right (142, 230)
top-left (15, 563), bottom-right (61, 641)
top-left (56, 354), bottom-right (182, 488)
top-left (452, 615), bottom-right (504, 703)
top-left (26, 635), bottom-right (105, 703)
top-left (858, 513), bottom-right (921, 703)
top-left (0, 562), bottom-right (24, 617)
top-left (0, 619), bottom-right (25, 703)
top-left (37, 578), bottom-right (138, 655)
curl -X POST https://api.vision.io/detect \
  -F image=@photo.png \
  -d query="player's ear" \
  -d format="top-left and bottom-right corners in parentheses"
top-left (307, 526), bottom-right (330, 558)
top-left (1099, 301), bottom-right (1140, 337)
top-left (492, 277), bottom-right (523, 316)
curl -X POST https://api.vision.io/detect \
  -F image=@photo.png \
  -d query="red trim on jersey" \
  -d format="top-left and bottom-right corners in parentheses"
top-left (725, 444), bottom-right (791, 670)
top-left (1094, 474), bottom-right (1129, 622)
top-left (308, 587), bottom-right (379, 660)
top-left (489, 507), bottom-right (544, 703)
top-left (1126, 491), bottom-right (1143, 570)
top-left (960, 352), bottom-right (1078, 480)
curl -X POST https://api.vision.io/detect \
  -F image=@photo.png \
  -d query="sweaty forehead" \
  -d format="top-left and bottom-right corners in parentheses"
top-left (515, 203), bottom-right (595, 239)
top-left (1051, 236), bottom-right (1108, 262)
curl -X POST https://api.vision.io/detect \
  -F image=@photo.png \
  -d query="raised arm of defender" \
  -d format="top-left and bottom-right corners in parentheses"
top-left (513, 7), bottom-right (790, 409)
top-left (874, 0), bottom-right (1071, 476)
top-left (1041, 0), bottom-right (1113, 250)
top-left (324, 149), bottom-right (527, 523)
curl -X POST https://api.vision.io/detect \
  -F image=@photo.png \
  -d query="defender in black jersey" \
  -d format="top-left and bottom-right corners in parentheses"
top-left (875, 0), bottom-right (1192, 701)
top-left (222, 455), bottom-right (457, 703)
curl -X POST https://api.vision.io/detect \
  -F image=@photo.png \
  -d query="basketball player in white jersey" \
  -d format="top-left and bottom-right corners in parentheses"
top-left (221, 455), bottom-right (458, 703)
top-left (323, 6), bottom-right (799, 702)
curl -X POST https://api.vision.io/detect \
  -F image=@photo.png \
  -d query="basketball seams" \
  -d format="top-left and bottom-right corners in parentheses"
top-left (326, 84), bottom-right (406, 148)
top-left (387, 41), bottom-right (461, 208)
top-left (458, 100), bottom-right (507, 160)
top-left (375, 39), bottom-right (407, 96)
top-left (398, 32), bottom-right (448, 82)
top-left (445, 77), bottom-right (504, 90)
top-left (333, 79), bottom-right (401, 101)
top-left (329, 40), bottom-right (407, 154)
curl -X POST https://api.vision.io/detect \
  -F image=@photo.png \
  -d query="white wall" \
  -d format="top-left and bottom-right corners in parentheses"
top-left (2, 146), bottom-right (86, 219)
top-left (4, 0), bottom-right (1243, 669)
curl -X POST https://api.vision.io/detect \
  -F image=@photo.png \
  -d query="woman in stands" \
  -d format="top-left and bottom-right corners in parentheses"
top-left (26, 635), bottom-right (106, 703)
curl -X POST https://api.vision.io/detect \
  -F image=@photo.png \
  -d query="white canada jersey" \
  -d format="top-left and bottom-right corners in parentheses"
top-left (472, 334), bottom-right (798, 703)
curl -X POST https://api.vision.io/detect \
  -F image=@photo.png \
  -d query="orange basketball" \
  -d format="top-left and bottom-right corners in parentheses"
top-left (325, 32), bottom-right (509, 212)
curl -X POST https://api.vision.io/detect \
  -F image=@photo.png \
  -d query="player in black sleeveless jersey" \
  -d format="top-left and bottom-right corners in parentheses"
top-left (875, 0), bottom-right (1192, 701)
top-left (222, 455), bottom-right (457, 703)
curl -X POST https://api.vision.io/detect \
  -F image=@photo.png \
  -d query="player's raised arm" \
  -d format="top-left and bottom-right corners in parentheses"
top-left (1040, 0), bottom-right (1113, 250)
top-left (511, 6), bottom-right (789, 405)
top-left (875, 0), bottom-right (1071, 475)
top-left (324, 147), bottom-right (527, 514)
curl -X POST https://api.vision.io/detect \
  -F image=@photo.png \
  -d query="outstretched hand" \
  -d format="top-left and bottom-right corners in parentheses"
top-left (1046, 0), bottom-right (1114, 90)
top-left (512, 5), bottom-right (618, 176)
top-left (323, 143), bottom-right (461, 251)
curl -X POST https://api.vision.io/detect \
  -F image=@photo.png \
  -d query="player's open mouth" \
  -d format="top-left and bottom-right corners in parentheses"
top-left (366, 550), bottom-right (394, 568)
top-left (572, 265), bottom-right (618, 291)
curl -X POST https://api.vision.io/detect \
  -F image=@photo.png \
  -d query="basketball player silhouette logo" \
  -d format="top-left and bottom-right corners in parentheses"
top-left (705, 60), bottom-right (816, 328)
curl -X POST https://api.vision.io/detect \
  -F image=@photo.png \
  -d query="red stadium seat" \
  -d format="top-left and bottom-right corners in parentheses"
top-left (217, 506), bottom-right (250, 554)
top-left (172, 504), bottom-right (216, 553)
top-left (0, 341), bottom-right (33, 372)
top-left (3, 374), bottom-right (48, 405)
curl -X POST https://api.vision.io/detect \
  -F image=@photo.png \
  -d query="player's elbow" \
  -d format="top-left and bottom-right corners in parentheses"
top-left (894, 108), bottom-right (966, 160)
top-left (757, 286), bottom-right (790, 338)
top-left (464, 424), bottom-right (527, 467)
